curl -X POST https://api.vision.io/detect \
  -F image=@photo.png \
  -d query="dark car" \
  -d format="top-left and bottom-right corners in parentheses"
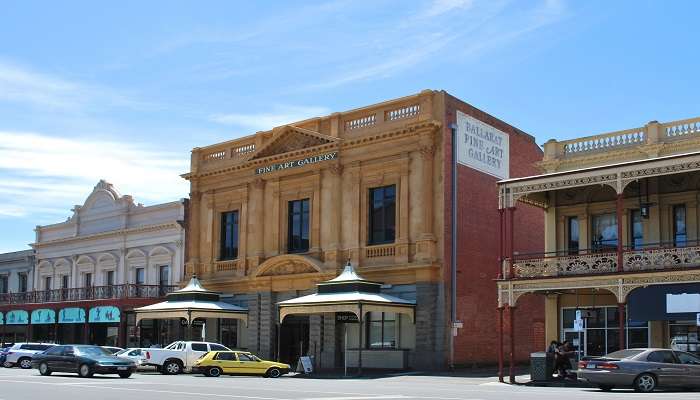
top-left (577, 348), bottom-right (700, 392)
top-left (31, 345), bottom-right (137, 378)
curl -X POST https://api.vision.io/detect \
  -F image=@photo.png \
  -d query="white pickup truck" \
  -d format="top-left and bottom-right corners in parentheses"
top-left (142, 341), bottom-right (231, 374)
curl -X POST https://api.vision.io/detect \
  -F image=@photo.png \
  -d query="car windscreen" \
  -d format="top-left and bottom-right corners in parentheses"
top-left (604, 349), bottom-right (645, 359)
top-left (75, 346), bottom-right (113, 357)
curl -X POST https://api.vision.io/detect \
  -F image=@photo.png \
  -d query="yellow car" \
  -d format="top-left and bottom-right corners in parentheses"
top-left (194, 351), bottom-right (291, 378)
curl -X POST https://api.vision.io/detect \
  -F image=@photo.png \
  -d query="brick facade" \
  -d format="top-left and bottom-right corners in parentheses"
top-left (444, 94), bottom-right (545, 366)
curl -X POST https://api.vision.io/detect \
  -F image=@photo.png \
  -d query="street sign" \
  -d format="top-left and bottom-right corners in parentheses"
top-left (576, 310), bottom-right (582, 320)
top-left (696, 313), bottom-right (700, 326)
top-left (573, 319), bottom-right (584, 332)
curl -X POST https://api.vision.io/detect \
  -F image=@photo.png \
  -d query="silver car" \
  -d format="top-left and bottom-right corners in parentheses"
top-left (577, 348), bottom-right (700, 392)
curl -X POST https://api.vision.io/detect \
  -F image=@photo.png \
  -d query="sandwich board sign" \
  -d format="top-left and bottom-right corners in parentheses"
top-left (296, 356), bottom-right (313, 374)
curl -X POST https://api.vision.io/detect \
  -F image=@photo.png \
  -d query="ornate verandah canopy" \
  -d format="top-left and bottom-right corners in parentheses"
top-left (134, 275), bottom-right (247, 327)
top-left (277, 262), bottom-right (415, 373)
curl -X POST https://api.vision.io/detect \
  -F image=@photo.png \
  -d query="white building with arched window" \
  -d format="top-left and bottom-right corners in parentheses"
top-left (22, 180), bottom-right (186, 347)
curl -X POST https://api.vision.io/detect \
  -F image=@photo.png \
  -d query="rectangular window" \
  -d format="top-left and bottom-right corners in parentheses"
top-left (591, 213), bottom-right (618, 251)
top-left (44, 276), bottom-right (52, 290)
top-left (18, 273), bottom-right (28, 292)
top-left (220, 211), bottom-right (240, 260)
top-left (0, 275), bottom-right (8, 294)
top-left (567, 216), bottom-right (579, 254)
top-left (159, 266), bottom-right (170, 286)
top-left (367, 312), bottom-right (397, 349)
top-left (368, 185), bottom-right (396, 245)
top-left (630, 209), bottom-right (643, 250)
top-left (135, 268), bottom-right (145, 285)
top-left (84, 273), bottom-right (92, 288)
top-left (287, 198), bottom-right (310, 253)
top-left (106, 270), bottom-right (115, 286)
top-left (673, 204), bottom-right (687, 247)
top-left (61, 275), bottom-right (70, 289)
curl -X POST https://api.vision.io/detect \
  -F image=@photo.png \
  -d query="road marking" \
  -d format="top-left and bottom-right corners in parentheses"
top-left (301, 397), bottom-right (413, 400)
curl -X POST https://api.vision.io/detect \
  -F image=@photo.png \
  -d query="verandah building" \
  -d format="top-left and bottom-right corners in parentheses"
top-left (0, 181), bottom-right (187, 347)
top-left (183, 90), bottom-right (544, 370)
top-left (497, 116), bottom-right (700, 381)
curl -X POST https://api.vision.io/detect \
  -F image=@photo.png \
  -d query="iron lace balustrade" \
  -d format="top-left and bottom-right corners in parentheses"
top-left (0, 284), bottom-right (178, 305)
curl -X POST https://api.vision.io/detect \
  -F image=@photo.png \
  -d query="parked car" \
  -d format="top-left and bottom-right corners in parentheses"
top-left (0, 347), bottom-right (9, 365)
top-left (3, 343), bottom-right (55, 369)
top-left (102, 346), bottom-right (124, 355)
top-left (577, 348), bottom-right (700, 392)
top-left (194, 351), bottom-right (291, 378)
top-left (115, 348), bottom-right (149, 369)
top-left (142, 341), bottom-right (231, 374)
top-left (32, 345), bottom-right (137, 378)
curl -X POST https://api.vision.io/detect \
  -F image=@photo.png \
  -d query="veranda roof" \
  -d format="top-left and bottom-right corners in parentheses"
top-left (134, 275), bottom-right (248, 325)
top-left (277, 262), bottom-right (415, 323)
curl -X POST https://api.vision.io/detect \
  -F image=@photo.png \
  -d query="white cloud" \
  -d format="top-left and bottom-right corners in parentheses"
top-left (210, 105), bottom-right (330, 131)
top-left (0, 131), bottom-right (189, 220)
top-left (420, 0), bottom-right (474, 18)
top-left (0, 60), bottom-right (158, 112)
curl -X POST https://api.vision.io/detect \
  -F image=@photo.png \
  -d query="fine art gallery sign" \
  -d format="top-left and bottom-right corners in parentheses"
top-left (456, 111), bottom-right (509, 179)
top-left (255, 152), bottom-right (338, 175)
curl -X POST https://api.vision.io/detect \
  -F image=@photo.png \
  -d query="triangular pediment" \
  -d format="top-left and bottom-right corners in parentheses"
top-left (250, 126), bottom-right (340, 160)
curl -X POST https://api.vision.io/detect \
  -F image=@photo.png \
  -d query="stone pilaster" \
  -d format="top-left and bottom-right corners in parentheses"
top-left (258, 291), bottom-right (276, 359)
top-left (413, 282), bottom-right (445, 370)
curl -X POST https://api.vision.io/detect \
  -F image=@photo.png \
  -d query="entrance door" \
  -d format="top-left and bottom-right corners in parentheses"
top-left (279, 315), bottom-right (309, 365)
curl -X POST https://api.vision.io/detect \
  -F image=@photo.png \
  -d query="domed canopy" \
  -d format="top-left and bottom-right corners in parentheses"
top-left (134, 275), bottom-right (248, 326)
top-left (277, 261), bottom-right (415, 323)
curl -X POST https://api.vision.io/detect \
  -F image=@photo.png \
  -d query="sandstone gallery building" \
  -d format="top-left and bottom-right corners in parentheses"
top-left (183, 90), bottom-right (544, 370)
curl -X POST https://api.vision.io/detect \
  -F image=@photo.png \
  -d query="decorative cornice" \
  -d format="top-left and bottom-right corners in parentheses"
top-left (32, 222), bottom-right (182, 248)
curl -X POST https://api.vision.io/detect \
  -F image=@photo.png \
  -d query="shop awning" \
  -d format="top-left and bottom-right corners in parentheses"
top-left (134, 275), bottom-right (248, 326)
top-left (277, 262), bottom-right (415, 323)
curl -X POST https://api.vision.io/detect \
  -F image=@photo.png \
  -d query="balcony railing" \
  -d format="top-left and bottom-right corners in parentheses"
top-left (0, 284), bottom-right (177, 305)
top-left (508, 242), bottom-right (700, 279)
top-left (543, 116), bottom-right (700, 162)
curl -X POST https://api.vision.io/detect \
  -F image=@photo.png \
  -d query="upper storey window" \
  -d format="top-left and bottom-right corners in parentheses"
top-left (368, 185), bottom-right (396, 245)
top-left (673, 204), bottom-right (687, 247)
top-left (220, 210), bottom-right (240, 260)
top-left (288, 199), bottom-right (310, 253)
top-left (591, 213), bottom-right (617, 252)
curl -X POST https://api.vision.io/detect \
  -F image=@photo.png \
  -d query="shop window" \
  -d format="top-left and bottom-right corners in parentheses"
top-left (367, 312), bottom-right (397, 349)
top-left (591, 213), bottom-right (618, 251)
top-left (670, 322), bottom-right (700, 355)
top-left (673, 204), bottom-right (687, 247)
top-left (368, 185), bottom-right (396, 245)
top-left (567, 216), bottom-right (579, 255)
top-left (219, 210), bottom-right (239, 260)
top-left (561, 306), bottom-right (649, 357)
top-left (287, 199), bottom-right (310, 253)
top-left (18, 273), bottom-right (27, 293)
top-left (630, 209), bottom-right (643, 249)
top-left (0, 275), bottom-right (7, 294)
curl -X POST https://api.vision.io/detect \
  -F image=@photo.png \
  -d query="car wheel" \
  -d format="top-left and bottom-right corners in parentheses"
top-left (3, 361), bottom-right (14, 368)
top-left (39, 362), bottom-right (52, 376)
top-left (634, 373), bottom-right (657, 393)
top-left (598, 385), bottom-right (614, 392)
top-left (78, 364), bottom-right (94, 378)
top-left (118, 372), bottom-right (132, 379)
top-left (163, 360), bottom-right (182, 375)
top-left (18, 358), bottom-right (32, 369)
top-left (266, 368), bottom-right (281, 378)
top-left (207, 367), bottom-right (222, 377)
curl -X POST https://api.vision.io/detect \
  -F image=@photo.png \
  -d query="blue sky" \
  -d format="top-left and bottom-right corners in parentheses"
top-left (1, 0), bottom-right (699, 252)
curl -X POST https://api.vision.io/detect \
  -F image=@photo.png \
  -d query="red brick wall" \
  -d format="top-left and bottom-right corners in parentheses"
top-left (442, 92), bottom-right (545, 366)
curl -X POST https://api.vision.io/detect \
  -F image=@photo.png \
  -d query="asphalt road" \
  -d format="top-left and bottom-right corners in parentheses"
top-left (0, 367), bottom-right (698, 400)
